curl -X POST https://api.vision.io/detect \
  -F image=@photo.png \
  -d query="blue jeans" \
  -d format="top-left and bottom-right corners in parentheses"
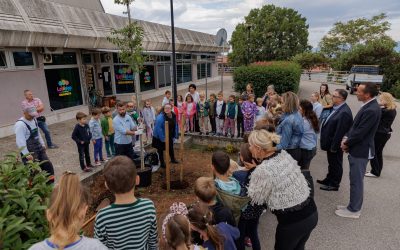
top-left (37, 120), bottom-right (53, 147)
top-left (93, 138), bottom-right (103, 162)
top-left (105, 134), bottom-right (115, 157)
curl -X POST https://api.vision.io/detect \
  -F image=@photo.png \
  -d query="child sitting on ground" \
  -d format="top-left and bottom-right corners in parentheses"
top-left (71, 112), bottom-right (93, 172)
top-left (188, 202), bottom-right (239, 250)
top-left (94, 156), bottom-right (158, 249)
top-left (29, 173), bottom-right (107, 250)
top-left (194, 177), bottom-right (236, 227)
top-left (101, 107), bottom-right (116, 159)
top-left (162, 202), bottom-right (205, 250)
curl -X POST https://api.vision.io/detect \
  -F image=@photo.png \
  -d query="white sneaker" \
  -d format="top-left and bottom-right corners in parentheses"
top-left (365, 172), bottom-right (378, 178)
top-left (152, 165), bottom-right (161, 173)
top-left (336, 205), bottom-right (347, 210)
top-left (335, 208), bottom-right (361, 219)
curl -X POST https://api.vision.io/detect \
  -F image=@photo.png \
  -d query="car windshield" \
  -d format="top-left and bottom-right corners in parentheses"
top-left (350, 66), bottom-right (379, 75)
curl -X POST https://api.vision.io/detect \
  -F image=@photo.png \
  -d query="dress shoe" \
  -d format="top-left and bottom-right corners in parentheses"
top-left (317, 179), bottom-right (330, 185)
top-left (335, 208), bottom-right (361, 219)
top-left (320, 185), bottom-right (339, 191)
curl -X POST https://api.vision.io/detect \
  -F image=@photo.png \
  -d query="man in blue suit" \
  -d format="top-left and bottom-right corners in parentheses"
top-left (337, 83), bottom-right (381, 219)
top-left (318, 89), bottom-right (353, 191)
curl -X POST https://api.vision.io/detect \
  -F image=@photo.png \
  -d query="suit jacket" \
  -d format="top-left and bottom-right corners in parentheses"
top-left (345, 99), bottom-right (382, 158)
top-left (320, 103), bottom-right (353, 152)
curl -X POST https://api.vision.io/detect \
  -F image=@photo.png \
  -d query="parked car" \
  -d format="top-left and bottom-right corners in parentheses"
top-left (346, 65), bottom-right (383, 94)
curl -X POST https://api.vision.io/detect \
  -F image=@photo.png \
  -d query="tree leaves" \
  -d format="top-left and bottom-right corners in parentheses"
top-left (229, 5), bottom-right (309, 66)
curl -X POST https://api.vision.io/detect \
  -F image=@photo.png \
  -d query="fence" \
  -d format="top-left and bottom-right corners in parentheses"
top-left (302, 71), bottom-right (349, 85)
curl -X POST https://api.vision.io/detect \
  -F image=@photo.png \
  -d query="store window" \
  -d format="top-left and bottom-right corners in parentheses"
top-left (82, 54), bottom-right (92, 64)
top-left (177, 64), bottom-right (192, 84)
top-left (44, 68), bottom-right (83, 110)
top-left (197, 63), bottom-right (211, 79)
top-left (140, 65), bottom-right (155, 92)
top-left (157, 64), bottom-right (171, 88)
top-left (45, 52), bottom-right (77, 65)
top-left (13, 52), bottom-right (34, 67)
top-left (114, 65), bottom-right (135, 94)
top-left (0, 51), bottom-right (7, 68)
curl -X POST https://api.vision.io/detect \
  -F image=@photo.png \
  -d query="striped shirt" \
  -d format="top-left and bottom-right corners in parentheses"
top-left (94, 198), bottom-right (158, 250)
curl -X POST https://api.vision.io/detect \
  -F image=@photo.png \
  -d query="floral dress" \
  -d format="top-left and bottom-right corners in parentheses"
top-left (241, 101), bottom-right (258, 132)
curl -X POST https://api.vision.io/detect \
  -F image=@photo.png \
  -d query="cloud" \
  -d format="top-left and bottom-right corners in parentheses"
top-left (101, 0), bottom-right (400, 47)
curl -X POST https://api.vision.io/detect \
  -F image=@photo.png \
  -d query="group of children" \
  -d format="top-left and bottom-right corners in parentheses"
top-left (30, 140), bottom-right (264, 250)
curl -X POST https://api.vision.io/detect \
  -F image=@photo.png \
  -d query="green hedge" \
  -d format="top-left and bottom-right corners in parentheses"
top-left (233, 61), bottom-right (301, 97)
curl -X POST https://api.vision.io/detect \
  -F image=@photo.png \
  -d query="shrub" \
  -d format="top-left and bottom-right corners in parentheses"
top-left (205, 144), bottom-right (218, 152)
top-left (390, 81), bottom-right (400, 99)
top-left (0, 152), bottom-right (52, 250)
top-left (233, 61), bottom-right (302, 97)
top-left (225, 144), bottom-right (238, 154)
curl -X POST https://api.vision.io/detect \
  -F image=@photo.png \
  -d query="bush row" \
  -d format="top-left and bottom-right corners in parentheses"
top-left (233, 61), bottom-right (302, 98)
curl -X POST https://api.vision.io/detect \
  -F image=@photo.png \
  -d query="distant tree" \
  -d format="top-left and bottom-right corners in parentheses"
top-left (292, 52), bottom-right (329, 70)
top-left (320, 13), bottom-right (391, 57)
top-left (229, 5), bottom-right (309, 66)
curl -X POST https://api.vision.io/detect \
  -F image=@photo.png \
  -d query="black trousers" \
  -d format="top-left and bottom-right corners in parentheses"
top-left (237, 117), bottom-right (244, 137)
top-left (325, 150), bottom-right (344, 187)
top-left (23, 149), bottom-right (55, 184)
top-left (286, 148), bottom-right (301, 163)
top-left (298, 148), bottom-right (316, 170)
top-left (157, 137), bottom-right (176, 167)
top-left (237, 216), bottom-right (261, 250)
top-left (209, 115), bottom-right (216, 133)
top-left (194, 113), bottom-right (200, 132)
top-left (370, 133), bottom-right (391, 176)
top-left (115, 143), bottom-right (135, 161)
top-left (77, 143), bottom-right (91, 170)
top-left (275, 212), bottom-right (318, 250)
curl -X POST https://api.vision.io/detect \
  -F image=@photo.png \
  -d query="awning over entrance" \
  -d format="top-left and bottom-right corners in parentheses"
top-left (0, 0), bottom-right (224, 53)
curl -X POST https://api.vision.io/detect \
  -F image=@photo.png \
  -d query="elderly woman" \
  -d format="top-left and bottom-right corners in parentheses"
top-left (152, 104), bottom-right (179, 168)
top-left (276, 91), bottom-right (304, 162)
top-left (246, 130), bottom-right (318, 250)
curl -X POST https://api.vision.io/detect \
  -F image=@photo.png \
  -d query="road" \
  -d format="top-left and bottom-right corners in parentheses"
top-left (258, 80), bottom-right (400, 250)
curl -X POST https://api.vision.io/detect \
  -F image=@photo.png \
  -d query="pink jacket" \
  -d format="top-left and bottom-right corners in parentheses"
top-left (182, 101), bottom-right (197, 118)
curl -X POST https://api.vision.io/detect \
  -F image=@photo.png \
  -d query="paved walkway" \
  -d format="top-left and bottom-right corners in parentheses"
top-left (0, 76), bottom-right (237, 180)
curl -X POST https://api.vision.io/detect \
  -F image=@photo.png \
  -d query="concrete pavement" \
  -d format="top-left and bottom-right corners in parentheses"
top-left (259, 80), bottom-right (400, 250)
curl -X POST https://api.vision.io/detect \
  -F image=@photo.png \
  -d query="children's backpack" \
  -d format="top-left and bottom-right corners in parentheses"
top-left (216, 188), bottom-right (251, 224)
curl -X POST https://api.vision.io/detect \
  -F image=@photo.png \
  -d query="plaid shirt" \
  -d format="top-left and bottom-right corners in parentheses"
top-left (21, 98), bottom-right (43, 117)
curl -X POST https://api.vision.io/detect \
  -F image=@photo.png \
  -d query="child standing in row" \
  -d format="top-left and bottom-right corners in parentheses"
top-left (215, 92), bottom-right (226, 136)
top-left (224, 95), bottom-right (238, 138)
top-left (89, 108), bottom-right (105, 166)
top-left (72, 112), bottom-right (93, 172)
top-left (177, 95), bottom-right (184, 129)
top-left (183, 95), bottom-right (197, 133)
top-left (101, 107), bottom-right (115, 159)
top-left (209, 93), bottom-right (217, 135)
top-left (256, 98), bottom-right (266, 121)
top-left (237, 96), bottom-right (245, 138)
top-left (197, 92), bottom-right (210, 135)
top-left (242, 94), bottom-right (258, 132)
top-left (142, 99), bottom-right (156, 143)
top-left (162, 90), bottom-right (172, 106)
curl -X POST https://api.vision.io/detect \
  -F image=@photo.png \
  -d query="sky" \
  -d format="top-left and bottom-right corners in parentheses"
top-left (100, 0), bottom-right (400, 48)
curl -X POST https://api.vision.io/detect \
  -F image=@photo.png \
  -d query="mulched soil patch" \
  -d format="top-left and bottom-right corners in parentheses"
top-left (82, 147), bottom-right (217, 240)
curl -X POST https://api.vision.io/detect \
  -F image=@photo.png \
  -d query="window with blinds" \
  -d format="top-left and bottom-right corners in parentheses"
top-left (197, 63), bottom-right (211, 79)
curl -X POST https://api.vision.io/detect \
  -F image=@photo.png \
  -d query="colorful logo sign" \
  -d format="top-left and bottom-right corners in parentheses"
top-left (57, 79), bottom-right (72, 96)
top-left (115, 67), bottom-right (134, 84)
top-left (144, 71), bottom-right (151, 83)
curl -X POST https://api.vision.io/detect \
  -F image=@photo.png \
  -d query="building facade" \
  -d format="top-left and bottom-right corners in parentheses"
top-left (0, 0), bottom-right (224, 137)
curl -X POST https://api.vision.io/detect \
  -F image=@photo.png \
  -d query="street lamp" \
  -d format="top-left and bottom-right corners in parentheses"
top-left (245, 23), bottom-right (253, 65)
top-left (170, 0), bottom-right (178, 106)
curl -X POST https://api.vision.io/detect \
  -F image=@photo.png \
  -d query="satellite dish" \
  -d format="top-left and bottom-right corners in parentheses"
top-left (215, 28), bottom-right (227, 46)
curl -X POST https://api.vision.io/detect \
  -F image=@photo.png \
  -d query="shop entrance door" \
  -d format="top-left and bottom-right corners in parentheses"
top-left (102, 66), bottom-right (113, 96)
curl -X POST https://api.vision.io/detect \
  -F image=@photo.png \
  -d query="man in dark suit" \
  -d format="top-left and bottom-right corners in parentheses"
top-left (318, 89), bottom-right (353, 191)
top-left (336, 83), bottom-right (381, 219)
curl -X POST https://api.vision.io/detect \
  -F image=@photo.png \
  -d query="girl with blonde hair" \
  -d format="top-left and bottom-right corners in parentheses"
top-left (29, 172), bottom-right (107, 250)
top-left (366, 92), bottom-right (397, 177)
top-left (245, 129), bottom-right (318, 250)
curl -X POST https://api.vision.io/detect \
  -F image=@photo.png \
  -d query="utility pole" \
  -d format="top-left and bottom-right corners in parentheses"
top-left (246, 24), bottom-right (252, 65)
top-left (170, 0), bottom-right (178, 106)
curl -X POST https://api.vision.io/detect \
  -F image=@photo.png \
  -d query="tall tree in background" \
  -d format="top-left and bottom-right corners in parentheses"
top-left (229, 5), bottom-right (309, 66)
top-left (319, 13), bottom-right (391, 57)
top-left (108, 0), bottom-right (145, 76)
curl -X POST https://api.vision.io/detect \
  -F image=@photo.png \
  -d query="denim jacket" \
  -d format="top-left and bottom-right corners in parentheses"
top-left (276, 111), bottom-right (304, 150)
